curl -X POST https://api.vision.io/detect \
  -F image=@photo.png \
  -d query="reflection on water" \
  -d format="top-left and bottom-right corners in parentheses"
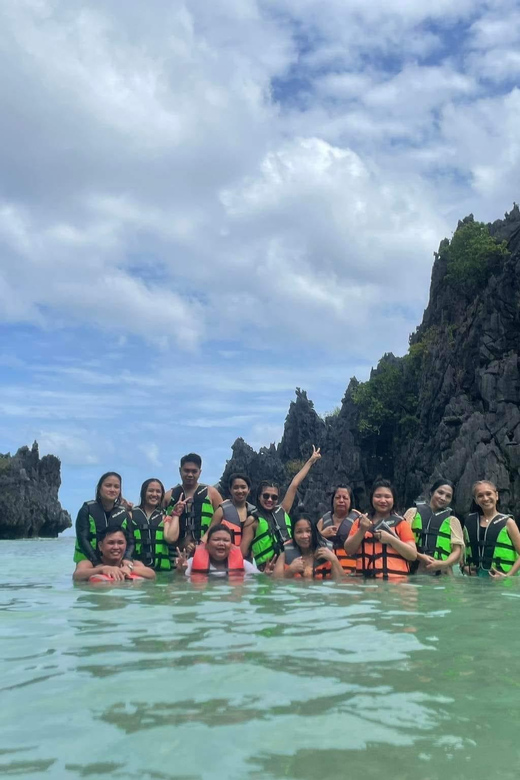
top-left (1, 539), bottom-right (520, 779)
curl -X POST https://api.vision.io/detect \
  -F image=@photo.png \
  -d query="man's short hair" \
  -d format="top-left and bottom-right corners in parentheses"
top-left (180, 453), bottom-right (202, 468)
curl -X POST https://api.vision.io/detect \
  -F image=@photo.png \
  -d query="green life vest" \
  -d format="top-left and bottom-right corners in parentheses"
top-left (251, 506), bottom-right (292, 566)
top-left (411, 504), bottom-right (453, 560)
top-left (132, 506), bottom-right (171, 571)
top-left (464, 512), bottom-right (518, 574)
top-left (73, 501), bottom-right (130, 563)
top-left (165, 484), bottom-right (214, 542)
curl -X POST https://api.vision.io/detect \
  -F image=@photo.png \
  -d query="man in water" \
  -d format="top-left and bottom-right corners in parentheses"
top-left (163, 453), bottom-right (223, 556)
top-left (72, 528), bottom-right (156, 581)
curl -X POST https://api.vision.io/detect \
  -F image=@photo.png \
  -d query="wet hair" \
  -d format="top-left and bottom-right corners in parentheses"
top-left (430, 478), bottom-right (455, 497)
top-left (180, 453), bottom-right (202, 469)
top-left (330, 485), bottom-right (354, 513)
top-left (97, 527), bottom-right (128, 545)
top-left (139, 478), bottom-right (165, 507)
top-left (255, 480), bottom-right (280, 509)
top-left (369, 479), bottom-right (397, 516)
top-left (206, 523), bottom-right (233, 543)
top-left (95, 472), bottom-right (122, 504)
top-left (228, 472), bottom-right (251, 490)
top-left (291, 512), bottom-right (321, 552)
top-left (470, 480), bottom-right (499, 515)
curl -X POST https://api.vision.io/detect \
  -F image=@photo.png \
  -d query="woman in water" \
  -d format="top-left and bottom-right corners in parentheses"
top-left (462, 480), bottom-right (520, 578)
top-left (73, 528), bottom-right (155, 582)
top-left (404, 479), bottom-right (464, 575)
top-left (240, 446), bottom-right (322, 569)
top-left (317, 486), bottom-right (360, 574)
top-left (345, 479), bottom-right (417, 579)
top-left (131, 478), bottom-right (173, 572)
top-left (177, 524), bottom-right (261, 578)
top-left (204, 473), bottom-right (255, 548)
top-left (73, 471), bottom-right (134, 570)
top-left (274, 512), bottom-right (344, 580)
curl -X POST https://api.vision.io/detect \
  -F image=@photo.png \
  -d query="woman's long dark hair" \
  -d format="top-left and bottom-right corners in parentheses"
top-left (139, 478), bottom-right (165, 508)
top-left (291, 512), bottom-right (322, 553)
top-left (95, 472), bottom-right (122, 504)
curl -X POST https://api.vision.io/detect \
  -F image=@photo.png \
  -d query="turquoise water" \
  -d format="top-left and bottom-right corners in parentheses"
top-left (1, 539), bottom-right (520, 780)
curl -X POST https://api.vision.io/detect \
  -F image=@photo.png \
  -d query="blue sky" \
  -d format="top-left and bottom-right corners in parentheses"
top-left (1, 0), bottom-right (519, 518)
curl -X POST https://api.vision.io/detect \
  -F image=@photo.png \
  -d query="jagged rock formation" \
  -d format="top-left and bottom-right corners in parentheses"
top-left (0, 442), bottom-right (71, 538)
top-left (220, 204), bottom-right (520, 518)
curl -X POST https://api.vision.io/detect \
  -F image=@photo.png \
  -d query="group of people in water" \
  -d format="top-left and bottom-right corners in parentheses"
top-left (72, 447), bottom-right (520, 583)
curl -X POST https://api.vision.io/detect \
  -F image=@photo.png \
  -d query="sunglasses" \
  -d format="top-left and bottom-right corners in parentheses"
top-left (262, 492), bottom-right (278, 501)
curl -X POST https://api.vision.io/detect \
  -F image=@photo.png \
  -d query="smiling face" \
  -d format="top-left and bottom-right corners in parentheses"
top-left (145, 480), bottom-right (163, 508)
top-left (259, 486), bottom-right (279, 512)
top-left (293, 518), bottom-right (312, 552)
top-left (206, 530), bottom-right (232, 561)
top-left (230, 478), bottom-right (250, 505)
top-left (371, 487), bottom-right (394, 516)
top-left (430, 484), bottom-right (453, 511)
top-left (474, 482), bottom-right (498, 514)
top-left (333, 488), bottom-right (351, 517)
top-left (98, 530), bottom-right (126, 564)
top-left (99, 475), bottom-right (121, 504)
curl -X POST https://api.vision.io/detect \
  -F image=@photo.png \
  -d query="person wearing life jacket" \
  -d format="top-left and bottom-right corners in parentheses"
top-left (176, 524), bottom-right (260, 579)
top-left (131, 478), bottom-right (173, 572)
top-left (204, 473), bottom-right (255, 548)
top-left (317, 485), bottom-right (360, 574)
top-left (345, 479), bottom-right (417, 579)
top-left (461, 480), bottom-right (520, 579)
top-left (273, 512), bottom-right (344, 580)
top-left (73, 528), bottom-right (155, 582)
top-left (163, 453), bottom-right (223, 560)
top-left (240, 445), bottom-right (322, 569)
top-left (73, 472), bottom-right (135, 569)
top-left (404, 479), bottom-right (464, 575)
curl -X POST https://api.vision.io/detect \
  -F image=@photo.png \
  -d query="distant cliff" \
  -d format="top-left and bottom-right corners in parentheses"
top-left (0, 442), bottom-right (71, 538)
top-left (220, 204), bottom-right (520, 518)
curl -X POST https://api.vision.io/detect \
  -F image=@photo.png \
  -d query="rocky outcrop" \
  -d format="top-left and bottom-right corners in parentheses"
top-left (220, 204), bottom-right (520, 518)
top-left (0, 442), bottom-right (71, 538)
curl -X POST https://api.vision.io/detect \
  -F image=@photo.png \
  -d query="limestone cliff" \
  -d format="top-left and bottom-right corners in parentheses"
top-left (220, 204), bottom-right (520, 518)
top-left (0, 442), bottom-right (71, 538)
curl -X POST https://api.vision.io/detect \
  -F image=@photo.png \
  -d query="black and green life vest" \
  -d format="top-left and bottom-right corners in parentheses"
top-left (251, 506), bottom-right (292, 566)
top-left (464, 512), bottom-right (518, 574)
top-left (132, 506), bottom-right (171, 571)
top-left (411, 504), bottom-right (453, 560)
top-left (73, 501), bottom-right (130, 563)
top-left (165, 484), bottom-right (214, 542)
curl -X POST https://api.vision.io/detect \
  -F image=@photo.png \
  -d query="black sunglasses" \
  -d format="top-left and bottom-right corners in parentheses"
top-left (262, 492), bottom-right (278, 501)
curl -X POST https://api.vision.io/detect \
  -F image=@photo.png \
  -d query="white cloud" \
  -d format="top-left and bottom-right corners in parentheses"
top-left (38, 430), bottom-right (101, 466)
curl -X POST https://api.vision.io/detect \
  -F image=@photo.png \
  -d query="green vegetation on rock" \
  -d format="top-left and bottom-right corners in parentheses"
top-left (440, 216), bottom-right (509, 290)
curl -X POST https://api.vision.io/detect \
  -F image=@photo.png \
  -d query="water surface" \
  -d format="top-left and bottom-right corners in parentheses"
top-left (1, 538), bottom-right (520, 779)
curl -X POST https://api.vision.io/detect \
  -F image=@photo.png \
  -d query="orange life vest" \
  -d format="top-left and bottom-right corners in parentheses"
top-left (322, 510), bottom-right (359, 573)
top-left (190, 543), bottom-right (245, 579)
top-left (284, 540), bottom-right (332, 580)
top-left (88, 572), bottom-right (144, 583)
top-left (356, 515), bottom-right (411, 579)
top-left (220, 499), bottom-right (255, 547)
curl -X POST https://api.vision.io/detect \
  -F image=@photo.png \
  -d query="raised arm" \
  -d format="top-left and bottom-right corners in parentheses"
top-left (281, 446), bottom-right (321, 514)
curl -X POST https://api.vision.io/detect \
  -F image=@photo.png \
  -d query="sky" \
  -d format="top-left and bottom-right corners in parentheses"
top-left (1, 0), bottom-right (520, 520)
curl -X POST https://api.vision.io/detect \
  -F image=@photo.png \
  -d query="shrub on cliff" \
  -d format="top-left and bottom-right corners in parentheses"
top-left (441, 216), bottom-right (509, 290)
